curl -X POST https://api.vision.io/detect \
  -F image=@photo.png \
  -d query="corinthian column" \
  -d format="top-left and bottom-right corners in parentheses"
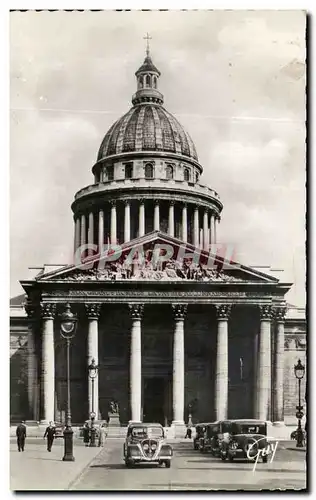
top-left (172, 304), bottom-right (187, 436)
top-left (154, 200), bottom-right (160, 231)
top-left (25, 302), bottom-right (37, 420)
top-left (168, 201), bottom-right (175, 237)
top-left (98, 209), bottom-right (104, 254)
top-left (85, 304), bottom-right (101, 418)
top-left (193, 206), bottom-right (199, 247)
top-left (139, 201), bottom-right (145, 237)
top-left (40, 303), bottom-right (56, 424)
top-left (256, 305), bottom-right (273, 420)
top-left (203, 209), bottom-right (209, 250)
top-left (88, 211), bottom-right (94, 256)
top-left (74, 217), bottom-right (80, 255)
top-left (124, 201), bottom-right (131, 243)
top-left (129, 304), bottom-right (144, 422)
top-left (80, 214), bottom-right (86, 248)
top-left (273, 306), bottom-right (287, 424)
top-left (182, 204), bottom-right (187, 243)
top-left (215, 304), bottom-right (231, 420)
top-left (110, 201), bottom-right (117, 244)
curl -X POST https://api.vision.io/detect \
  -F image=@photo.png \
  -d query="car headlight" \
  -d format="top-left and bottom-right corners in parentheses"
top-left (151, 444), bottom-right (157, 450)
top-left (143, 443), bottom-right (149, 450)
top-left (231, 441), bottom-right (238, 449)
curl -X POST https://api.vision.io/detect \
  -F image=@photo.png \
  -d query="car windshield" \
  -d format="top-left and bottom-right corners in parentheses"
top-left (131, 427), bottom-right (163, 438)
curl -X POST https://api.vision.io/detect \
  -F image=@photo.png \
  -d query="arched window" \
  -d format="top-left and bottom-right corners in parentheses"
top-left (153, 76), bottom-right (157, 89)
top-left (125, 163), bottom-right (133, 179)
top-left (184, 168), bottom-right (190, 182)
top-left (166, 164), bottom-right (174, 180)
top-left (145, 74), bottom-right (151, 88)
top-left (107, 165), bottom-right (114, 181)
top-left (195, 172), bottom-right (199, 183)
top-left (139, 76), bottom-right (143, 89)
top-left (145, 163), bottom-right (154, 179)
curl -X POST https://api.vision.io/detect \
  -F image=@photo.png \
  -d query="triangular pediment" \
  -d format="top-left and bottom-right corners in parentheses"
top-left (35, 231), bottom-right (280, 284)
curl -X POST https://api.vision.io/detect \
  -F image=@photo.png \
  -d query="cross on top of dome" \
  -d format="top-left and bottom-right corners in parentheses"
top-left (144, 32), bottom-right (152, 57)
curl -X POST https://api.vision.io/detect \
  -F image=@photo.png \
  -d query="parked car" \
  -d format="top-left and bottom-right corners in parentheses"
top-left (193, 423), bottom-right (207, 450)
top-left (123, 422), bottom-right (173, 468)
top-left (220, 419), bottom-right (271, 463)
top-left (203, 421), bottom-right (231, 456)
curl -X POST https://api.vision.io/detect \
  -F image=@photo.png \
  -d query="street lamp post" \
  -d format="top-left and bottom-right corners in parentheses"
top-left (88, 358), bottom-right (99, 447)
top-left (294, 359), bottom-right (305, 448)
top-left (60, 303), bottom-right (77, 462)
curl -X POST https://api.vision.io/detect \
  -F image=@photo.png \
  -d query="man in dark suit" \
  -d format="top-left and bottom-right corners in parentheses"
top-left (16, 421), bottom-right (27, 452)
top-left (44, 421), bottom-right (56, 452)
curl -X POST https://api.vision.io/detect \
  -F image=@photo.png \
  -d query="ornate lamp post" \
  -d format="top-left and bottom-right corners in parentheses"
top-left (88, 358), bottom-right (99, 447)
top-left (60, 303), bottom-right (77, 461)
top-left (294, 359), bottom-right (305, 448)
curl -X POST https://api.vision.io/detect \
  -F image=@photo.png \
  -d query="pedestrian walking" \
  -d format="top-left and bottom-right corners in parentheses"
top-left (185, 425), bottom-right (192, 439)
top-left (83, 422), bottom-right (90, 447)
top-left (16, 420), bottom-right (27, 452)
top-left (98, 423), bottom-right (107, 447)
top-left (44, 421), bottom-right (56, 452)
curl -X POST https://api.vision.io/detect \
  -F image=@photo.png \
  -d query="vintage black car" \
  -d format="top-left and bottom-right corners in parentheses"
top-left (203, 421), bottom-right (232, 456)
top-left (123, 423), bottom-right (173, 468)
top-left (220, 419), bottom-right (271, 463)
top-left (193, 423), bottom-right (207, 450)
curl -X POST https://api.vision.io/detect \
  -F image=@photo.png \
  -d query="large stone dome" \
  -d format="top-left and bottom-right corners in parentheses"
top-left (97, 104), bottom-right (198, 162)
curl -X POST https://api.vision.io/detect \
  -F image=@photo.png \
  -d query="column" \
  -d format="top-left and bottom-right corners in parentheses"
top-left (273, 306), bottom-right (287, 423)
top-left (124, 201), bottom-right (131, 242)
top-left (168, 202), bottom-right (175, 237)
top-left (128, 304), bottom-right (144, 422)
top-left (203, 209), bottom-right (209, 250)
top-left (154, 200), bottom-right (160, 231)
top-left (139, 200), bottom-right (145, 237)
top-left (172, 304), bottom-right (187, 435)
top-left (25, 302), bottom-right (37, 420)
top-left (215, 304), bottom-right (231, 420)
top-left (256, 305), bottom-right (273, 420)
top-left (74, 217), bottom-right (80, 254)
top-left (213, 215), bottom-right (217, 244)
top-left (182, 204), bottom-right (187, 243)
top-left (40, 303), bottom-right (56, 424)
top-left (193, 206), bottom-right (199, 247)
top-left (80, 214), bottom-right (86, 247)
top-left (85, 304), bottom-right (101, 418)
top-left (98, 209), bottom-right (104, 254)
top-left (88, 211), bottom-right (94, 257)
top-left (110, 201), bottom-right (117, 244)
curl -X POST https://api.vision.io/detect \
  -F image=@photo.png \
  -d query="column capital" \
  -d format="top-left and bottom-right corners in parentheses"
top-left (169, 200), bottom-right (175, 206)
top-left (274, 305), bottom-right (287, 323)
top-left (110, 200), bottom-right (116, 207)
top-left (124, 199), bottom-right (130, 206)
top-left (154, 199), bottom-right (160, 205)
top-left (40, 302), bottom-right (56, 319)
top-left (216, 304), bottom-right (232, 320)
top-left (172, 304), bottom-right (187, 320)
top-left (139, 198), bottom-right (145, 205)
top-left (128, 303), bottom-right (144, 319)
top-left (24, 300), bottom-right (36, 319)
top-left (259, 304), bottom-right (274, 321)
top-left (85, 303), bottom-right (101, 319)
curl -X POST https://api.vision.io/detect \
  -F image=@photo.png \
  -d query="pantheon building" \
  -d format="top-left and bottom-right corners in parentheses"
top-left (10, 46), bottom-right (306, 435)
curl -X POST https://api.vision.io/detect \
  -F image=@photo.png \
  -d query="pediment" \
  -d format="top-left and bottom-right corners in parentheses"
top-left (36, 231), bottom-right (279, 284)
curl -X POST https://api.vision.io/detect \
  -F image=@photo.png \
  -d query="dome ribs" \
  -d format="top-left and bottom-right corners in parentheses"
top-left (165, 109), bottom-right (190, 157)
top-left (97, 121), bottom-right (116, 159)
top-left (116, 109), bottom-right (135, 155)
top-left (107, 118), bottom-right (124, 156)
top-left (142, 106), bottom-right (156, 150)
top-left (151, 106), bottom-right (163, 150)
top-left (156, 107), bottom-right (176, 153)
top-left (122, 106), bottom-right (142, 153)
top-left (135, 106), bottom-right (147, 151)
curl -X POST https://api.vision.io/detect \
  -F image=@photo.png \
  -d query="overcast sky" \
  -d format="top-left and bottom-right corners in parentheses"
top-left (10, 10), bottom-right (306, 306)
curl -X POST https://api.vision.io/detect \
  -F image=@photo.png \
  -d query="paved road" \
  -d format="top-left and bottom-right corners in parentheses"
top-left (72, 440), bottom-right (307, 491)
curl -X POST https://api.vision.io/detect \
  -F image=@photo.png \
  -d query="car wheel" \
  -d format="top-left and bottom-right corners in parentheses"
top-left (262, 455), bottom-right (268, 463)
top-left (165, 460), bottom-right (171, 468)
top-left (228, 454), bottom-right (234, 462)
top-left (194, 443), bottom-right (198, 450)
top-left (125, 459), bottom-right (133, 468)
top-left (221, 452), bottom-right (227, 461)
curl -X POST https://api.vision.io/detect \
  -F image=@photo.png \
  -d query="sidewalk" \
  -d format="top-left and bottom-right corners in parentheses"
top-left (10, 439), bottom-right (103, 491)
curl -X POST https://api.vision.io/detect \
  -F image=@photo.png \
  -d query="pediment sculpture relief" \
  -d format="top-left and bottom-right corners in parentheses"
top-left (52, 258), bottom-right (243, 283)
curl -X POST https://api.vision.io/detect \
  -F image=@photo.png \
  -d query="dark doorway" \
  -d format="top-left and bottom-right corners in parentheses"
top-left (143, 378), bottom-right (165, 425)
